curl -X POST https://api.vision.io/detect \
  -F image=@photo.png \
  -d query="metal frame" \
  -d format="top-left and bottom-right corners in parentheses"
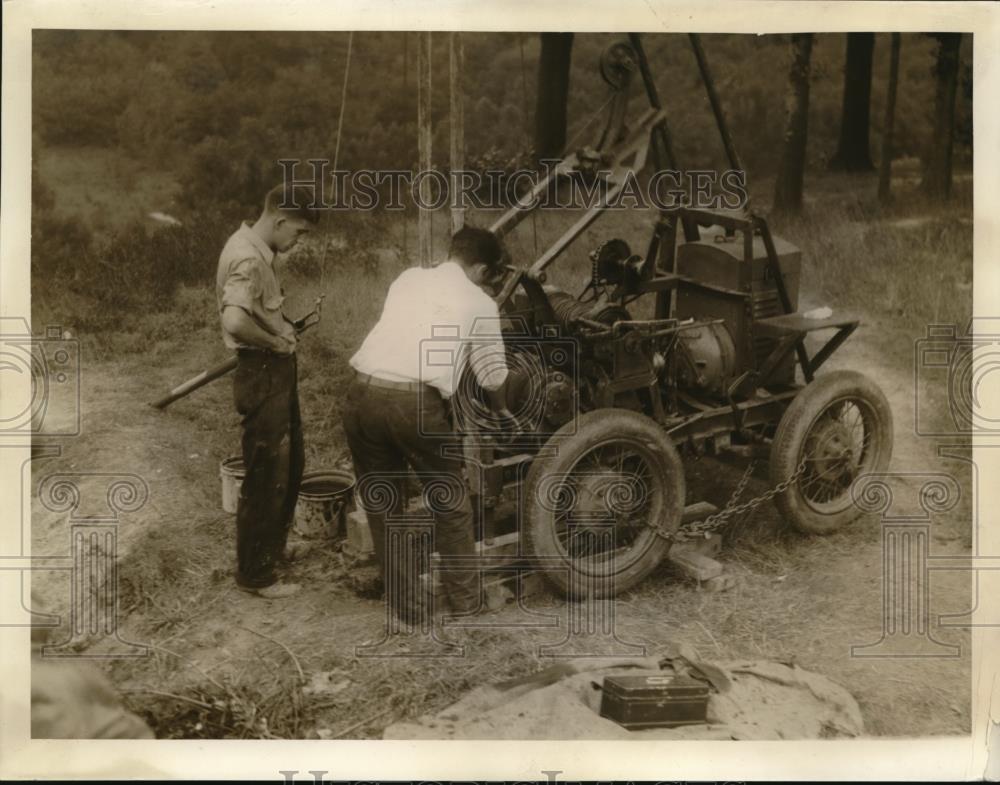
top-left (470, 33), bottom-right (865, 518)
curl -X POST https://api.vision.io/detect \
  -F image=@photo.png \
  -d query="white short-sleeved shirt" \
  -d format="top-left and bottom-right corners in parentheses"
top-left (350, 260), bottom-right (508, 398)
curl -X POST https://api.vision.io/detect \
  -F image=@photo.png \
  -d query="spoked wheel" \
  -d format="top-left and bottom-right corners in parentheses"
top-left (770, 370), bottom-right (893, 534)
top-left (522, 409), bottom-right (685, 597)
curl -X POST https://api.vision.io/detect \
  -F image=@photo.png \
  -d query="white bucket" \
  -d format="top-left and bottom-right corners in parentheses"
top-left (220, 456), bottom-right (245, 514)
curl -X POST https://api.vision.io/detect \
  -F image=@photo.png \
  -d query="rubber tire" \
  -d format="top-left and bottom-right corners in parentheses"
top-left (770, 370), bottom-right (893, 535)
top-left (522, 408), bottom-right (685, 597)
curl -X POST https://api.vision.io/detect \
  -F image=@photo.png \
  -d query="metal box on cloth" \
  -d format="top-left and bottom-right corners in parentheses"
top-left (598, 672), bottom-right (710, 730)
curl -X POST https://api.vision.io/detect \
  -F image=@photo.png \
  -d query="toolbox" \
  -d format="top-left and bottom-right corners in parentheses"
top-left (598, 673), bottom-right (710, 730)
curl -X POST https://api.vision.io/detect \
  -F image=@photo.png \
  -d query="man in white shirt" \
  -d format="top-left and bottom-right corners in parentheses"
top-left (343, 226), bottom-right (513, 624)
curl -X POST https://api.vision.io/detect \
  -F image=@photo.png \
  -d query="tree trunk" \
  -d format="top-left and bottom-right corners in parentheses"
top-left (829, 33), bottom-right (876, 171)
top-left (922, 33), bottom-right (962, 200)
top-left (774, 34), bottom-right (814, 214)
top-left (535, 33), bottom-right (574, 162)
top-left (878, 33), bottom-right (902, 204)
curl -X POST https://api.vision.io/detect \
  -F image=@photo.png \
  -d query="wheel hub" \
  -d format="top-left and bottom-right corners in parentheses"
top-left (573, 472), bottom-right (622, 517)
top-left (564, 469), bottom-right (645, 543)
top-left (806, 417), bottom-right (856, 484)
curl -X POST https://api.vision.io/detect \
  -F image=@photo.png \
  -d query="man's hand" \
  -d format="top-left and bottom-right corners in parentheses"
top-left (223, 306), bottom-right (297, 355)
top-left (269, 332), bottom-right (296, 355)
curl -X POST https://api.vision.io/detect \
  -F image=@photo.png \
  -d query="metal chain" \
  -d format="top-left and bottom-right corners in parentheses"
top-left (651, 457), bottom-right (809, 542)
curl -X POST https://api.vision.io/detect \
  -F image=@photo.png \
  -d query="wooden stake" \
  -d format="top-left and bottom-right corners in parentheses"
top-left (418, 32), bottom-right (433, 267)
top-left (449, 32), bottom-right (465, 235)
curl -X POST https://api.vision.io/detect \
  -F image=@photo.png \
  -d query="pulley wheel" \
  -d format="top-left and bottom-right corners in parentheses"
top-left (600, 41), bottom-right (638, 89)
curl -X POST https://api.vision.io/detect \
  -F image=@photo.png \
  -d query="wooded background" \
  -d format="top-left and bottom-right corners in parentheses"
top-left (31, 31), bottom-right (972, 332)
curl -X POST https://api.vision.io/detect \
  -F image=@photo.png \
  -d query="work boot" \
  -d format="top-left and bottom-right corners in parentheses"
top-left (237, 581), bottom-right (301, 599)
top-left (444, 592), bottom-right (483, 618)
top-left (443, 583), bottom-right (510, 620)
top-left (281, 541), bottom-right (313, 563)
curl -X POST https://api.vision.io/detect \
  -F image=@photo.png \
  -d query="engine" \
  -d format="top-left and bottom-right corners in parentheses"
top-left (674, 320), bottom-right (738, 399)
top-left (546, 286), bottom-right (738, 404)
top-left (498, 285), bottom-right (632, 431)
top-left (495, 234), bottom-right (745, 430)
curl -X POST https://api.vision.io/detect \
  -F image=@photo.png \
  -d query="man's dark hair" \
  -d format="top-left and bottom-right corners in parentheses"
top-left (449, 226), bottom-right (505, 272)
top-left (265, 184), bottom-right (321, 225)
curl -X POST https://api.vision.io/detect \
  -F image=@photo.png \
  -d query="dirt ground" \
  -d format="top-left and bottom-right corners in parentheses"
top-left (29, 245), bottom-right (973, 741)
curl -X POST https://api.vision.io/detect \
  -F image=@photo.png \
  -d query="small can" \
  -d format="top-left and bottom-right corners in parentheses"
top-left (598, 673), bottom-right (710, 730)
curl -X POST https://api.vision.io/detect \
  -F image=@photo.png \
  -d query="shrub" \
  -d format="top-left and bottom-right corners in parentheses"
top-left (31, 209), bottom-right (95, 286)
top-left (32, 176), bottom-right (237, 333)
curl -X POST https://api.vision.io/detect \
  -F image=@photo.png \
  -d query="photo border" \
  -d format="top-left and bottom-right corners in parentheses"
top-left (2, 1), bottom-right (997, 780)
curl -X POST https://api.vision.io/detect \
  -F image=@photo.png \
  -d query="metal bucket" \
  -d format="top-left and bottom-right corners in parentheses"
top-left (220, 456), bottom-right (245, 514)
top-left (294, 470), bottom-right (356, 539)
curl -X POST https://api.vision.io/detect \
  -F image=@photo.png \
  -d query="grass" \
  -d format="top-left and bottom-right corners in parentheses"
top-left (770, 170), bottom-right (973, 331)
top-left (31, 164), bottom-right (974, 740)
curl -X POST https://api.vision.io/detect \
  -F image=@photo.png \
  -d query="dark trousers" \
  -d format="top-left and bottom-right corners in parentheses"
top-left (233, 350), bottom-right (305, 588)
top-left (341, 377), bottom-right (478, 620)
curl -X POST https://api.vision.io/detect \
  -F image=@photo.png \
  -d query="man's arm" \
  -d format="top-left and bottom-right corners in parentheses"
top-left (221, 306), bottom-right (295, 354)
top-left (466, 295), bottom-right (512, 414)
top-left (468, 333), bottom-right (508, 398)
top-left (472, 349), bottom-right (526, 438)
top-left (483, 382), bottom-right (508, 413)
top-left (479, 372), bottom-right (514, 428)
top-left (467, 330), bottom-right (515, 426)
